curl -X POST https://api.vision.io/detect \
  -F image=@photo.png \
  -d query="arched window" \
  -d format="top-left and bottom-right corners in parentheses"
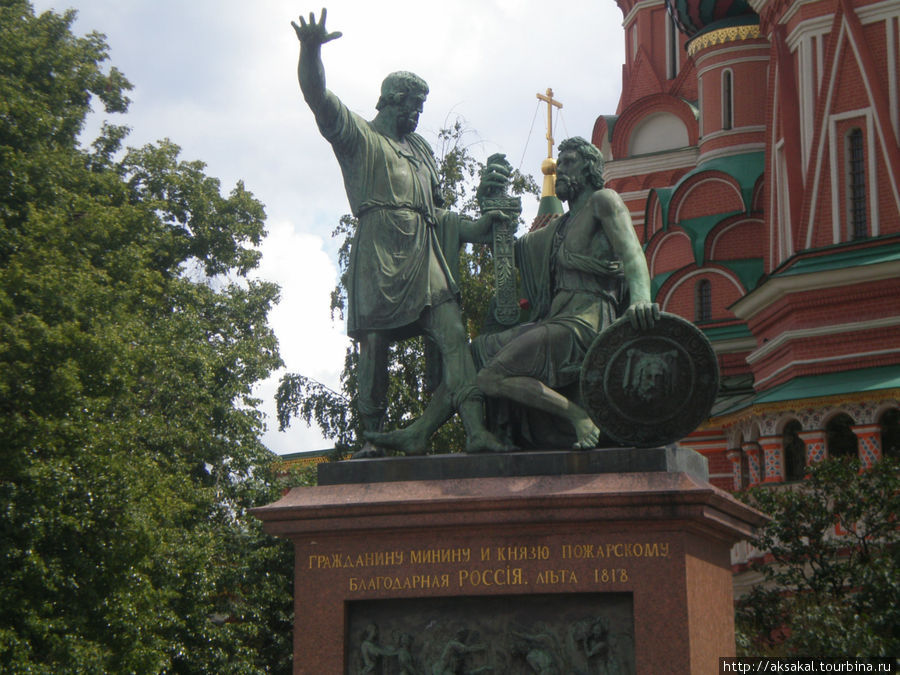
top-left (880, 408), bottom-right (900, 460)
top-left (782, 420), bottom-right (806, 481)
top-left (826, 413), bottom-right (858, 459)
top-left (695, 279), bottom-right (712, 322)
top-left (847, 127), bottom-right (867, 239)
top-left (722, 70), bottom-right (733, 131)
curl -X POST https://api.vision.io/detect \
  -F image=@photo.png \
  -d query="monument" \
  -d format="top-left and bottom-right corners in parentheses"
top-left (253, 10), bottom-right (766, 673)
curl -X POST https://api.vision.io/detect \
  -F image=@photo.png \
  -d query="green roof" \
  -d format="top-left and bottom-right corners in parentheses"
top-left (678, 212), bottom-right (742, 264)
top-left (754, 365), bottom-right (900, 404)
top-left (536, 194), bottom-right (564, 217)
top-left (777, 237), bottom-right (900, 277)
top-left (600, 115), bottom-right (618, 143)
top-left (701, 323), bottom-right (753, 341)
top-left (674, 151), bottom-right (764, 212)
top-left (650, 270), bottom-right (676, 298)
top-left (648, 187), bottom-right (674, 231)
top-left (719, 258), bottom-right (765, 291)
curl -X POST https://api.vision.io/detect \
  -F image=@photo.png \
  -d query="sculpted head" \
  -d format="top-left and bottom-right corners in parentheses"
top-left (556, 136), bottom-right (605, 201)
top-left (376, 71), bottom-right (429, 135)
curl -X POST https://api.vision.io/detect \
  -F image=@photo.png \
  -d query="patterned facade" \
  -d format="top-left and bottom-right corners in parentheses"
top-left (596, 0), bottom-right (900, 495)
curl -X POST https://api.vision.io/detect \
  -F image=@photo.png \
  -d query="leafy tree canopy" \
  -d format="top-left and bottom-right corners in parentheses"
top-left (1, 2), bottom-right (293, 671)
top-left (736, 458), bottom-right (900, 658)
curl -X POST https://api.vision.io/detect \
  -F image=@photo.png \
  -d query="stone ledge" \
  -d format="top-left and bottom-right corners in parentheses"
top-left (317, 445), bottom-right (708, 486)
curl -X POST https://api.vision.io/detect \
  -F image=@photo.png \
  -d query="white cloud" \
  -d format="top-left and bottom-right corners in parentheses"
top-left (253, 219), bottom-right (350, 454)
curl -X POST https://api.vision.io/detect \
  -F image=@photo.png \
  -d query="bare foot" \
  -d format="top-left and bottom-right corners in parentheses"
top-left (352, 441), bottom-right (385, 459)
top-left (572, 417), bottom-right (601, 450)
top-left (465, 429), bottom-right (515, 454)
top-left (362, 428), bottom-right (427, 456)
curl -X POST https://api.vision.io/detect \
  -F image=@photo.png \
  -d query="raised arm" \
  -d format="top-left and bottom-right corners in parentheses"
top-left (291, 9), bottom-right (342, 114)
top-left (592, 188), bottom-right (660, 329)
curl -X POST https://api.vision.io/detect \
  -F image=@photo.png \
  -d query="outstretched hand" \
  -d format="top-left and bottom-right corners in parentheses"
top-left (625, 301), bottom-right (660, 330)
top-left (291, 8), bottom-right (342, 46)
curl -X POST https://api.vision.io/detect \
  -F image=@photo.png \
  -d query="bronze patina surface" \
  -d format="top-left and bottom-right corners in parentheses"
top-left (581, 313), bottom-right (719, 447)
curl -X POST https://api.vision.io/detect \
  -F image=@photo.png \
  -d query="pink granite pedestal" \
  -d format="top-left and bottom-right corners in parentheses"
top-left (253, 463), bottom-right (765, 674)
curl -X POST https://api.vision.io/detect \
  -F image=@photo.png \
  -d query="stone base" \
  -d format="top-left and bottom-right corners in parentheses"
top-left (254, 454), bottom-right (765, 674)
top-left (318, 445), bottom-right (709, 485)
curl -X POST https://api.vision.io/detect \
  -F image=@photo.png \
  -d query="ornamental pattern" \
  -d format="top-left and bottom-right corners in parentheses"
top-left (855, 429), bottom-right (881, 468)
top-left (687, 24), bottom-right (763, 56)
top-left (804, 437), bottom-right (826, 465)
top-left (761, 440), bottom-right (782, 481)
top-left (743, 443), bottom-right (761, 485)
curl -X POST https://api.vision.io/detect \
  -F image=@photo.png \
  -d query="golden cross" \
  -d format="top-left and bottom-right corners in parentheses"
top-left (536, 87), bottom-right (563, 159)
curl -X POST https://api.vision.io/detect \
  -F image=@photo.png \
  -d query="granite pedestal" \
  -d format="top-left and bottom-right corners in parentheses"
top-left (253, 447), bottom-right (765, 674)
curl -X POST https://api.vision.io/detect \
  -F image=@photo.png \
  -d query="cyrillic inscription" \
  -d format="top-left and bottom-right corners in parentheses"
top-left (312, 541), bottom-right (670, 592)
top-left (561, 542), bottom-right (669, 559)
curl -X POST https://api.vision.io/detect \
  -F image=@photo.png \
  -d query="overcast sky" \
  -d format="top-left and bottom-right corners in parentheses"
top-left (30, 0), bottom-right (627, 454)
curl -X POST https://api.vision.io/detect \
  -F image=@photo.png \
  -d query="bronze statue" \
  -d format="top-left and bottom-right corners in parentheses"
top-left (473, 137), bottom-right (658, 448)
top-left (367, 138), bottom-right (659, 452)
top-left (292, 9), bottom-right (511, 456)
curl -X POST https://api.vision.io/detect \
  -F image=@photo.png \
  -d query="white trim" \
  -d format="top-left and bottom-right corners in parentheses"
top-left (698, 76), bottom-right (704, 138)
top-left (769, 73), bottom-right (782, 271)
top-left (603, 147), bottom-right (699, 181)
top-left (709, 216), bottom-right (764, 259)
top-left (754, 347), bottom-right (900, 389)
top-left (618, 189), bottom-right (651, 203)
top-left (798, 34), bottom-right (817, 174)
top-left (632, 23), bottom-right (639, 62)
top-left (786, 15), bottom-right (833, 52)
top-left (649, 230), bottom-right (691, 274)
top-left (844, 7), bottom-right (900, 222)
top-left (659, 268), bottom-right (746, 310)
top-left (774, 139), bottom-right (793, 264)
top-left (781, 0), bottom-right (820, 27)
top-left (699, 128), bottom-right (767, 143)
top-left (856, 1), bottom-right (900, 26)
top-left (674, 176), bottom-right (745, 222)
top-left (806, 19), bottom-right (847, 250)
top-left (712, 336), bottom-right (758, 354)
top-left (666, 10), bottom-right (680, 80)
top-left (622, 0), bottom-right (663, 29)
top-left (747, 316), bottom-right (900, 364)
top-left (889, 16), bottom-right (899, 139)
top-left (827, 109), bottom-right (875, 243)
top-left (731, 259), bottom-right (900, 320)
top-left (695, 53), bottom-right (770, 77)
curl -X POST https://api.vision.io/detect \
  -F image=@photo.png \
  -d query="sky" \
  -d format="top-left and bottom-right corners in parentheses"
top-left (30, 0), bottom-right (627, 455)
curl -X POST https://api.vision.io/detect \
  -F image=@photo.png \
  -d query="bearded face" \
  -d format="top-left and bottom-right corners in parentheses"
top-left (394, 92), bottom-right (426, 136)
top-left (555, 150), bottom-right (587, 202)
top-left (555, 173), bottom-right (581, 201)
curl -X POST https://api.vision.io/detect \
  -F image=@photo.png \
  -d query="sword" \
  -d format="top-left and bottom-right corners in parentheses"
top-left (477, 154), bottom-right (522, 326)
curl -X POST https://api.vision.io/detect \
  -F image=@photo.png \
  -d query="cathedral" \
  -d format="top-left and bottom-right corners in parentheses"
top-left (595, 0), bottom-right (900, 494)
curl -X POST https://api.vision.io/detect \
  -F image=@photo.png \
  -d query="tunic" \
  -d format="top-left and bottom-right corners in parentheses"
top-left (473, 208), bottom-right (625, 389)
top-left (317, 96), bottom-right (457, 339)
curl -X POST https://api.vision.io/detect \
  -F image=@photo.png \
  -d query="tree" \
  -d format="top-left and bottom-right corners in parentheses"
top-left (1, 3), bottom-right (292, 672)
top-left (735, 458), bottom-right (900, 657)
top-left (275, 120), bottom-right (539, 454)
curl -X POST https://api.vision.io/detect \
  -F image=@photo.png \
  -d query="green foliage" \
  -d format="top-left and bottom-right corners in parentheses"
top-left (1, 3), bottom-right (294, 672)
top-left (735, 458), bottom-right (900, 657)
top-left (276, 119), bottom-right (538, 453)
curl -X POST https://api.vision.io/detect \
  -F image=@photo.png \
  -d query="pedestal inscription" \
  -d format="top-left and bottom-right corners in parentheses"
top-left (254, 469), bottom-right (767, 674)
